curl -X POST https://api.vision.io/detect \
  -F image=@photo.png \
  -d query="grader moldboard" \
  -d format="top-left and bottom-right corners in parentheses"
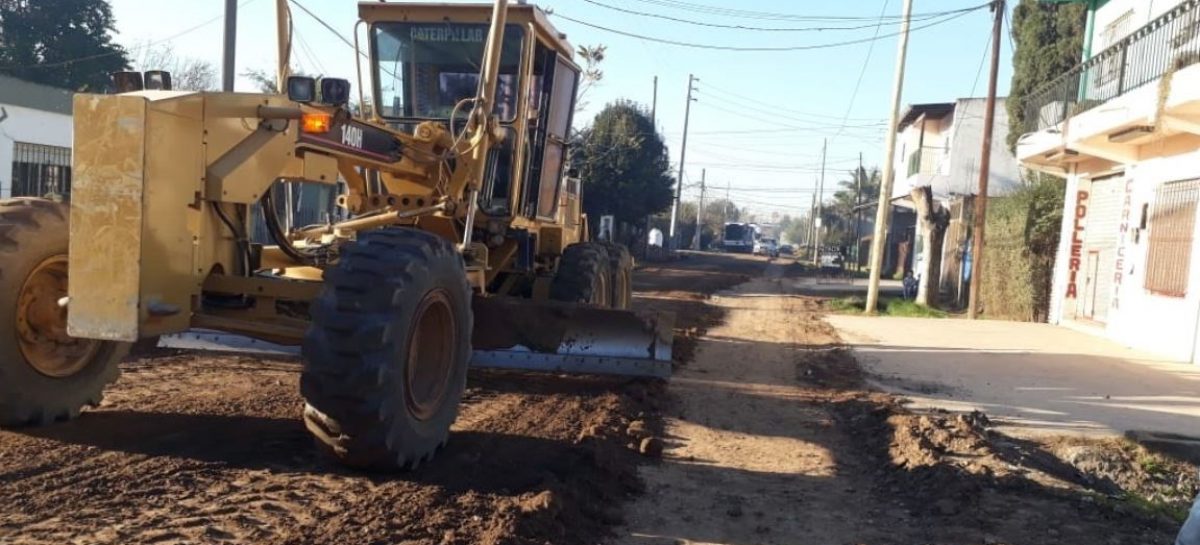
top-left (0, 0), bottom-right (672, 470)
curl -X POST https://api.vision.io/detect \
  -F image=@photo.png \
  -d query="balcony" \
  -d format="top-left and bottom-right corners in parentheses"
top-left (1018, 0), bottom-right (1200, 171)
top-left (906, 147), bottom-right (944, 178)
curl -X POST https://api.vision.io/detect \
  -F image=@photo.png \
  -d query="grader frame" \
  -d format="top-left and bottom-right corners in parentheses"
top-left (0, 0), bottom-right (671, 471)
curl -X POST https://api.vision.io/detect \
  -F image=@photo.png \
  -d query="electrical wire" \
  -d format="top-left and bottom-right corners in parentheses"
top-left (695, 81), bottom-right (887, 122)
top-left (0, 0), bottom-right (261, 71)
top-left (831, 0), bottom-right (890, 145)
top-left (579, 0), bottom-right (954, 32)
top-left (625, 0), bottom-right (986, 23)
top-left (550, 6), bottom-right (985, 52)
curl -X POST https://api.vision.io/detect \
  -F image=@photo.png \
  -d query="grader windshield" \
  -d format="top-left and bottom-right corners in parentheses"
top-left (373, 22), bottom-right (525, 121)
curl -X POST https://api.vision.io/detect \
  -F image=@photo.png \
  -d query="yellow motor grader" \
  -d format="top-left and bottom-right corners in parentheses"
top-left (0, 0), bottom-right (671, 470)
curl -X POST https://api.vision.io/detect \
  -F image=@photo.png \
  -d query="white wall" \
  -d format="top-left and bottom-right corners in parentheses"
top-left (1094, 0), bottom-right (1186, 51)
top-left (0, 103), bottom-right (73, 199)
top-left (1050, 149), bottom-right (1200, 362)
top-left (1106, 151), bottom-right (1200, 362)
top-left (947, 98), bottom-right (1023, 198)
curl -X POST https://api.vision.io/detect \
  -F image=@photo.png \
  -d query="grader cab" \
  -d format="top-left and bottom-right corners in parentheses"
top-left (0, 0), bottom-right (671, 470)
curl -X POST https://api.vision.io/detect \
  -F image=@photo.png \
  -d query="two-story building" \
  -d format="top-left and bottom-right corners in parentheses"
top-left (0, 75), bottom-right (74, 199)
top-left (890, 98), bottom-right (1022, 304)
top-left (1017, 0), bottom-right (1200, 361)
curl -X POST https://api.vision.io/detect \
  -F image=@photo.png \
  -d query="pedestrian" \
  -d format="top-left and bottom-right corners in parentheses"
top-left (902, 270), bottom-right (918, 301)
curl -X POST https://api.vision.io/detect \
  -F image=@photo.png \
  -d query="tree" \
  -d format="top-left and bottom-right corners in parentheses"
top-left (574, 101), bottom-right (675, 238)
top-left (135, 43), bottom-right (216, 92)
top-left (819, 166), bottom-right (881, 248)
top-left (243, 67), bottom-right (281, 94)
top-left (574, 44), bottom-right (606, 115)
top-left (1006, 0), bottom-right (1087, 150)
top-left (0, 0), bottom-right (129, 91)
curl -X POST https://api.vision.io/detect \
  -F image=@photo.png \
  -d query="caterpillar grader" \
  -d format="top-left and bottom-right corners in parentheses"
top-left (0, 0), bottom-right (672, 470)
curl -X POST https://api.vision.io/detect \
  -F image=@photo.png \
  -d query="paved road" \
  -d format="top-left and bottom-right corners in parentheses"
top-left (828, 315), bottom-right (1200, 438)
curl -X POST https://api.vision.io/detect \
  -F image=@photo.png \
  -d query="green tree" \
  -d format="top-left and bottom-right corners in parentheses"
top-left (0, 0), bottom-right (129, 91)
top-left (1007, 0), bottom-right (1087, 150)
top-left (820, 166), bottom-right (881, 247)
top-left (574, 100), bottom-right (675, 232)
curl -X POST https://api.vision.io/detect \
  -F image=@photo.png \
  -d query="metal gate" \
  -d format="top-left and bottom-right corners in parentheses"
top-left (10, 142), bottom-right (71, 199)
top-left (1076, 175), bottom-right (1122, 322)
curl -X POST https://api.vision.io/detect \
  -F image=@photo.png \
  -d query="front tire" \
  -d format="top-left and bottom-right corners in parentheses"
top-left (0, 198), bottom-right (129, 427)
top-left (597, 242), bottom-right (633, 309)
top-left (301, 228), bottom-right (472, 470)
top-left (550, 243), bottom-right (612, 307)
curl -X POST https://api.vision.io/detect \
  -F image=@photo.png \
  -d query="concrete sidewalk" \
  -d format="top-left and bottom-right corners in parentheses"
top-left (827, 315), bottom-right (1200, 438)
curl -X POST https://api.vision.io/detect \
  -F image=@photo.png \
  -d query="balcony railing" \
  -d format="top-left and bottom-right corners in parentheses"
top-left (1021, 0), bottom-right (1200, 136)
top-left (906, 147), bottom-right (943, 178)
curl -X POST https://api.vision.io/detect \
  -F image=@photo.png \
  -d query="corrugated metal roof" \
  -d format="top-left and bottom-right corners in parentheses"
top-left (0, 75), bottom-right (73, 115)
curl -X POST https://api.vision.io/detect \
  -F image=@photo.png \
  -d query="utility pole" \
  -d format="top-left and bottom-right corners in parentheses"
top-left (724, 181), bottom-right (731, 225)
top-left (651, 76), bottom-right (659, 126)
top-left (865, 0), bottom-right (915, 314)
top-left (275, 0), bottom-right (291, 91)
top-left (223, 0), bottom-right (238, 92)
top-left (694, 169), bottom-right (707, 250)
top-left (812, 138), bottom-right (828, 266)
top-left (808, 192), bottom-right (817, 258)
top-left (668, 74), bottom-right (698, 250)
top-left (968, 0), bottom-right (1005, 320)
top-left (854, 152), bottom-right (864, 271)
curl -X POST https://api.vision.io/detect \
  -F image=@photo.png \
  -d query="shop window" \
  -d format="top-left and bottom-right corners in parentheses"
top-left (1145, 179), bottom-right (1200, 297)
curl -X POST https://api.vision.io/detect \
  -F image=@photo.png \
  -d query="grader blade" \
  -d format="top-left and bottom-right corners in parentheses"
top-left (160, 298), bottom-right (674, 379)
top-left (470, 297), bottom-right (674, 379)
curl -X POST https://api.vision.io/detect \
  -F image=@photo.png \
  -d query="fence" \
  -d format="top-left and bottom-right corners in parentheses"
top-left (1022, 0), bottom-right (1200, 135)
top-left (11, 142), bottom-right (71, 199)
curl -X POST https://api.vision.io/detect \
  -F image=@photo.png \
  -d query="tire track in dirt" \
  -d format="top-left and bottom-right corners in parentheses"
top-left (0, 346), bottom-right (657, 545)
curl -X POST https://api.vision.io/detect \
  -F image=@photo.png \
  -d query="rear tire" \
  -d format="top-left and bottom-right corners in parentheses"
top-left (597, 241), bottom-right (633, 309)
top-left (0, 198), bottom-right (129, 427)
top-left (550, 243), bottom-right (612, 307)
top-left (301, 228), bottom-right (472, 470)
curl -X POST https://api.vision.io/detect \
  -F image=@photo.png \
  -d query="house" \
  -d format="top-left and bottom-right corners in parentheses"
top-left (1016, 0), bottom-right (1200, 362)
top-left (0, 75), bottom-right (74, 199)
top-left (887, 98), bottom-right (1022, 303)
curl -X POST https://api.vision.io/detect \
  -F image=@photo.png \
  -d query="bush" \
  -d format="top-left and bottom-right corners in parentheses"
top-left (978, 174), bottom-right (1064, 321)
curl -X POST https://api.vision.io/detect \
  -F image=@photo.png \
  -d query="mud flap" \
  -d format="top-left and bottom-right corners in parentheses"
top-left (470, 296), bottom-right (674, 379)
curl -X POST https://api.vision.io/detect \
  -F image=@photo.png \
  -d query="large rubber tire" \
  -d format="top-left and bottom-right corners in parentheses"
top-left (597, 241), bottom-right (634, 310)
top-left (301, 228), bottom-right (472, 470)
top-left (0, 198), bottom-right (130, 427)
top-left (550, 243), bottom-right (613, 307)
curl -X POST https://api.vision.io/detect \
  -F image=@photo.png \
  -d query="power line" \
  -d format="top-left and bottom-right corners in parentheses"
top-left (0, 0), bottom-right (261, 71)
top-left (695, 81), bottom-right (886, 122)
top-left (626, 0), bottom-right (987, 23)
top-left (550, 5), bottom-right (988, 52)
top-left (580, 0), bottom-right (952, 32)
top-left (695, 89), bottom-right (887, 128)
top-left (831, 0), bottom-right (890, 145)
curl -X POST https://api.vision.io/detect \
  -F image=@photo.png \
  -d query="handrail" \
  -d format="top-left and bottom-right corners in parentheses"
top-left (1021, 0), bottom-right (1200, 135)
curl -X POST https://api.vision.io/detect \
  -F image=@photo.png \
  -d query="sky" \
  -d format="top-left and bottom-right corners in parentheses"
top-left (107, 0), bottom-right (1016, 222)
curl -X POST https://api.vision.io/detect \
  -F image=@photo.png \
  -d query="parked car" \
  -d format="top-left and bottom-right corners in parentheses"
top-left (754, 238), bottom-right (780, 257)
top-left (778, 244), bottom-right (794, 256)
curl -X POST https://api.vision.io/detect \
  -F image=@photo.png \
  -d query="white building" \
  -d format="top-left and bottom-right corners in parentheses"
top-left (893, 98), bottom-right (1023, 203)
top-left (1017, 0), bottom-right (1200, 362)
top-left (887, 98), bottom-right (1022, 302)
top-left (0, 75), bottom-right (74, 199)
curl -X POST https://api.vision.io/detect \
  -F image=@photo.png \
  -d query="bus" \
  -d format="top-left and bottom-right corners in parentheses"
top-left (723, 222), bottom-right (756, 253)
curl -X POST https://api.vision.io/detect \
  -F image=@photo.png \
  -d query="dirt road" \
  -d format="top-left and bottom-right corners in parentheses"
top-left (616, 259), bottom-right (1190, 545)
top-left (0, 253), bottom-right (1192, 544)
top-left (0, 255), bottom-right (757, 545)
